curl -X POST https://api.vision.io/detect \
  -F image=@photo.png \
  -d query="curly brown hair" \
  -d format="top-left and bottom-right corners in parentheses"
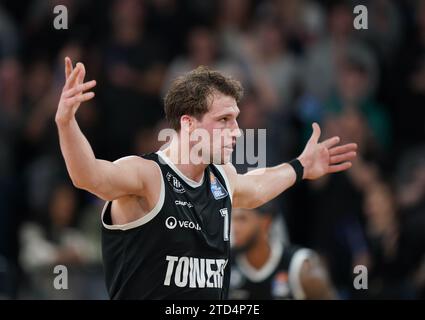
top-left (164, 66), bottom-right (243, 130)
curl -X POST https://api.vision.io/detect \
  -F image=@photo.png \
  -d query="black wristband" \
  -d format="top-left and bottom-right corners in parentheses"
top-left (288, 159), bottom-right (304, 183)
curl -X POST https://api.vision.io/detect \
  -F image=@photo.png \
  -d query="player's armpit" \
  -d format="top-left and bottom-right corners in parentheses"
top-left (219, 163), bottom-right (258, 209)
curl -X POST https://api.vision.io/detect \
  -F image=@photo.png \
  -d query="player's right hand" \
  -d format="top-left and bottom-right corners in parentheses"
top-left (55, 57), bottom-right (97, 125)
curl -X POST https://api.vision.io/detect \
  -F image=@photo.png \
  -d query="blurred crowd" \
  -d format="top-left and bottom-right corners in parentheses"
top-left (0, 0), bottom-right (424, 299)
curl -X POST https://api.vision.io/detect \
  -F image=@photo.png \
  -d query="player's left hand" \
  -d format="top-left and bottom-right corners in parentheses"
top-left (297, 123), bottom-right (358, 180)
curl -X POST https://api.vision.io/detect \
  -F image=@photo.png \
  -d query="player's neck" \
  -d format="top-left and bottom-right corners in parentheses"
top-left (162, 137), bottom-right (207, 184)
top-left (245, 236), bottom-right (271, 270)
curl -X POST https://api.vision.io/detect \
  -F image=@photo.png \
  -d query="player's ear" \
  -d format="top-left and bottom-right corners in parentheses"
top-left (180, 115), bottom-right (193, 132)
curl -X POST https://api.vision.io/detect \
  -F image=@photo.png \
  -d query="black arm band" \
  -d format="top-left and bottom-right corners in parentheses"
top-left (288, 159), bottom-right (304, 183)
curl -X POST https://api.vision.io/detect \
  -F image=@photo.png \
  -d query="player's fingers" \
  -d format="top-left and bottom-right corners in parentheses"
top-left (64, 64), bottom-right (81, 90)
top-left (322, 136), bottom-right (340, 149)
top-left (63, 80), bottom-right (97, 98)
top-left (67, 92), bottom-right (95, 105)
top-left (329, 143), bottom-right (358, 156)
top-left (76, 62), bottom-right (86, 84)
top-left (328, 162), bottom-right (352, 173)
top-left (330, 151), bottom-right (357, 164)
top-left (309, 122), bottom-right (321, 144)
top-left (65, 57), bottom-right (73, 80)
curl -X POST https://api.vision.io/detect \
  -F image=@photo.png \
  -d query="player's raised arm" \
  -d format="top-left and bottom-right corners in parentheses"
top-left (55, 57), bottom-right (153, 201)
top-left (224, 123), bottom-right (358, 209)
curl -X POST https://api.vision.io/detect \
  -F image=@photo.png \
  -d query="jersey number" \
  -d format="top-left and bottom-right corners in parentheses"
top-left (220, 208), bottom-right (229, 241)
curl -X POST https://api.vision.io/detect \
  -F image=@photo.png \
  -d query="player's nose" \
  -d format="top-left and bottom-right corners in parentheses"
top-left (230, 120), bottom-right (242, 138)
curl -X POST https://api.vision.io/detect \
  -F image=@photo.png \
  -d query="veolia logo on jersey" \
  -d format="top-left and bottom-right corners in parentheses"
top-left (166, 172), bottom-right (185, 193)
top-left (165, 216), bottom-right (201, 231)
top-left (165, 216), bottom-right (178, 229)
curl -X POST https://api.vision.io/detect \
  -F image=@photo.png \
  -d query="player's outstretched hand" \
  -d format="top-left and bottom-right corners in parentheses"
top-left (55, 57), bottom-right (97, 125)
top-left (298, 123), bottom-right (358, 180)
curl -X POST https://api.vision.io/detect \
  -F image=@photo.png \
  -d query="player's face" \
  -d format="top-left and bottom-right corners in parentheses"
top-left (195, 92), bottom-right (241, 164)
top-left (231, 208), bottom-right (261, 250)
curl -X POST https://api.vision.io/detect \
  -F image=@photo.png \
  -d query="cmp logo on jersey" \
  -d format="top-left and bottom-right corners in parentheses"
top-left (209, 172), bottom-right (228, 200)
top-left (175, 200), bottom-right (193, 208)
top-left (165, 216), bottom-right (201, 231)
top-left (164, 255), bottom-right (228, 289)
top-left (166, 172), bottom-right (185, 193)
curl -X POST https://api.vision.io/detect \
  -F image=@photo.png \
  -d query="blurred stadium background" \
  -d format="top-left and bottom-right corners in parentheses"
top-left (0, 0), bottom-right (424, 299)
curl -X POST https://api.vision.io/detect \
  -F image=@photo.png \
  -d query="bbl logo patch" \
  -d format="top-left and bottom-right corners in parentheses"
top-left (210, 172), bottom-right (228, 200)
top-left (166, 172), bottom-right (185, 193)
top-left (271, 272), bottom-right (290, 298)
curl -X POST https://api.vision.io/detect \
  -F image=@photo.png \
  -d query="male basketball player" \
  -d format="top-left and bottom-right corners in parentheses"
top-left (55, 57), bottom-right (357, 299)
top-left (229, 203), bottom-right (336, 300)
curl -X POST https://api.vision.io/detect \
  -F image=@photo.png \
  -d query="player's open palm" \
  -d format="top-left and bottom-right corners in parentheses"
top-left (55, 57), bottom-right (96, 125)
top-left (298, 123), bottom-right (358, 180)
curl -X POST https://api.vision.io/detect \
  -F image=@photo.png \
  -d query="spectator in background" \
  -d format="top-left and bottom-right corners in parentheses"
top-left (216, 0), bottom-right (254, 61)
top-left (19, 43), bottom-right (85, 225)
top-left (395, 147), bottom-right (425, 299)
top-left (307, 167), bottom-right (370, 299)
top-left (237, 18), bottom-right (300, 112)
top-left (305, 106), bottom-right (377, 298)
top-left (19, 183), bottom-right (102, 299)
top-left (0, 58), bottom-right (25, 299)
top-left (0, 4), bottom-right (19, 58)
top-left (102, 0), bottom-right (166, 159)
top-left (23, 0), bottom-right (90, 60)
top-left (303, 2), bottom-right (375, 103)
top-left (0, 58), bottom-right (24, 138)
top-left (146, 0), bottom-right (188, 62)
top-left (298, 52), bottom-right (390, 294)
top-left (393, 0), bottom-right (425, 153)
top-left (361, 180), bottom-right (407, 299)
top-left (163, 26), bottom-right (244, 93)
top-left (323, 54), bottom-right (391, 158)
top-left (352, 150), bottom-right (425, 299)
top-left (262, 0), bottom-right (326, 54)
top-left (229, 203), bottom-right (336, 300)
top-left (358, 0), bottom-right (402, 66)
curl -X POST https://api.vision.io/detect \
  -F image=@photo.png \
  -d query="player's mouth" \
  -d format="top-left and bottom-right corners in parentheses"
top-left (224, 142), bottom-right (236, 151)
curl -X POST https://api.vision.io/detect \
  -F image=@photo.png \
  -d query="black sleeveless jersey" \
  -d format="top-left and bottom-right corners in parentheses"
top-left (229, 242), bottom-right (313, 300)
top-left (101, 151), bottom-right (232, 300)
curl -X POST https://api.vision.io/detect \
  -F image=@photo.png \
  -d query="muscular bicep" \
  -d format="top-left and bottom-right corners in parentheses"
top-left (84, 156), bottom-right (156, 201)
top-left (233, 174), bottom-right (262, 209)
top-left (223, 163), bottom-right (297, 209)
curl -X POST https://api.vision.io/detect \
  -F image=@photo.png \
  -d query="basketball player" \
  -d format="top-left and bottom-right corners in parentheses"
top-left (229, 203), bottom-right (337, 300)
top-left (55, 57), bottom-right (357, 299)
